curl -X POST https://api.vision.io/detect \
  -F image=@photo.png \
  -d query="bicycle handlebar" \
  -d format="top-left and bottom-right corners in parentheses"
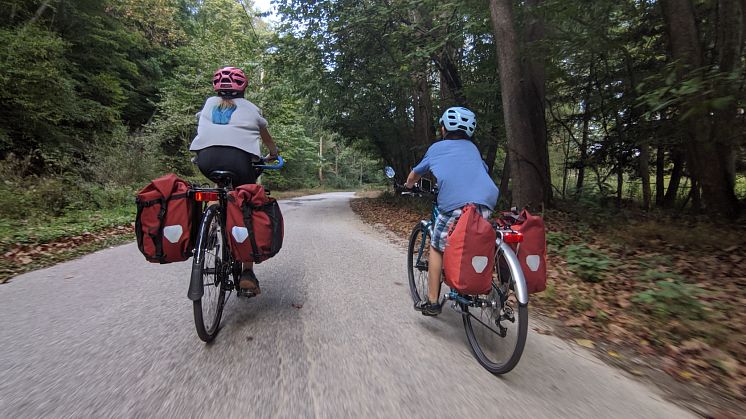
top-left (254, 155), bottom-right (285, 170)
top-left (394, 183), bottom-right (436, 197)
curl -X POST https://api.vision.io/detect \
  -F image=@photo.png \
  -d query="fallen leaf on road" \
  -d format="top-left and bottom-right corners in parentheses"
top-left (291, 303), bottom-right (303, 309)
top-left (678, 370), bottom-right (695, 380)
top-left (575, 339), bottom-right (595, 349)
top-left (563, 317), bottom-right (587, 327)
top-left (607, 351), bottom-right (621, 358)
top-left (681, 339), bottom-right (710, 353)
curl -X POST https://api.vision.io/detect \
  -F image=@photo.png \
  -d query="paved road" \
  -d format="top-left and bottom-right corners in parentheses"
top-left (0, 192), bottom-right (694, 418)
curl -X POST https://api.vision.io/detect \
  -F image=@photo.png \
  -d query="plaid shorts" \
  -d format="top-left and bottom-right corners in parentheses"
top-left (431, 204), bottom-right (493, 252)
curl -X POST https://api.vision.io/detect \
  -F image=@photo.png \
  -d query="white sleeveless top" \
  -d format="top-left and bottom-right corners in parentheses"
top-left (189, 97), bottom-right (268, 156)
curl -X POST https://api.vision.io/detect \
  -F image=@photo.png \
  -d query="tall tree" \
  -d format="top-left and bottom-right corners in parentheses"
top-left (489, 0), bottom-right (549, 208)
top-left (659, 0), bottom-right (744, 217)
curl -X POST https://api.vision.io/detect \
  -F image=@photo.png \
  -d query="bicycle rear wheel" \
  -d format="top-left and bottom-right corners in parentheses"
top-left (407, 223), bottom-right (431, 304)
top-left (192, 205), bottom-right (226, 343)
top-left (462, 248), bottom-right (528, 374)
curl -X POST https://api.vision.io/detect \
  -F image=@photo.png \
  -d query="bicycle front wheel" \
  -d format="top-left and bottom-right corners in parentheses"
top-left (462, 248), bottom-right (528, 374)
top-left (192, 205), bottom-right (226, 343)
top-left (407, 223), bottom-right (431, 304)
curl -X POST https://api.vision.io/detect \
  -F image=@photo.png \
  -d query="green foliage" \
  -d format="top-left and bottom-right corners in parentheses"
top-left (85, 131), bottom-right (165, 185)
top-left (633, 280), bottom-right (706, 321)
top-left (638, 268), bottom-right (682, 282)
top-left (546, 231), bottom-right (571, 249)
top-left (563, 244), bottom-right (612, 282)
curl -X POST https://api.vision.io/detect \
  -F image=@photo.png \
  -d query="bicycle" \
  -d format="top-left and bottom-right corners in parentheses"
top-left (384, 166), bottom-right (529, 374)
top-left (187, 156), bottom-right (285, 343)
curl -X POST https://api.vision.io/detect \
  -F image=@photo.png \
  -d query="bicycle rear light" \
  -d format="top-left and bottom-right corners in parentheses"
top-left (194, 191), bottom-right (219, 202)
top-left (502, 231), bottom-right (524, 243)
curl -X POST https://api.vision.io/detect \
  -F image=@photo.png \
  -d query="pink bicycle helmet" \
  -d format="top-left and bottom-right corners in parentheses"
top-left (212, 66), bottom-right (247, 92)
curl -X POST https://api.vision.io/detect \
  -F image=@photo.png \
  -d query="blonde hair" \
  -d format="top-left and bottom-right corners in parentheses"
top-left (218, 98), bottom-right (236, 110)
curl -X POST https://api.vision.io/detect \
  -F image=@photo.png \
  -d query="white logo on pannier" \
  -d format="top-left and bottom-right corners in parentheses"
top-left (526, 255), bottom-right (541, 272)
top-left (232, 226), bottom-right (249, 243)
top-left (163, 225), bottom-right (183, 244)
top-left (471, 256), bottom-right (489, 273)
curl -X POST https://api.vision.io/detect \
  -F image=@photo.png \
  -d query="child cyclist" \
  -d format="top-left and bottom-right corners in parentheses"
top-left (190, 66), bottom-right (280, 296)
top-left (404, 107), bottom-right (499, 316)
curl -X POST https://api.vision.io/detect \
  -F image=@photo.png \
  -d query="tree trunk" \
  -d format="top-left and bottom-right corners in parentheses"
top-left (660, 0), bottom-right (742, 217)
top-left (616, 158), bottom-right (624, 209)
top-left (484, 142), bottom-right (498, 176)
top-left (522, 0), bottom-right (552, 205)
top-left (411, 7), bottom-right (435, 153)
top-left (655, 145), bottom-right (665, 206)
top-left (639, 142), bottom-right (651, 210)
top-left (576, 91), bottom-right (591, 196)
top-left (663, 149), bottom-right (685, 208)
top-left (489, 0), bottom-right (547, 209)
top-left (412, 70), bottom-right (433, 150)
top-left (318, 136), bottom-right (324, 183)
top-left (436, 48), bottom-right (466, 107)
top-left (30, 1), bottom-right (53, 24)
top-left (499, 151), bottom-right (511, 203)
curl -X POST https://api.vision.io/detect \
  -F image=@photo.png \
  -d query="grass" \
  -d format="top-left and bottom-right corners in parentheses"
top-left (0, 206), bottom-right (135, 252)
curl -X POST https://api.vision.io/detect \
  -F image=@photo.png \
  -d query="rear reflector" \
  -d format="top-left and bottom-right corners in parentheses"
top-left (502, 231), bottom-right (524, 243)
top-left (195, 191), bottom-right (219, 202)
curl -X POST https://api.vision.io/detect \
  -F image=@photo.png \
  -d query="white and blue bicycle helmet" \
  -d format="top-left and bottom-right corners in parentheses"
top-left (439, 106), bottom-right (477, 137)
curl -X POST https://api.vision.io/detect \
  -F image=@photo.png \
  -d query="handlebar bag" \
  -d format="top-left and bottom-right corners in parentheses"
top-left (498, 209), bottom-right (547, 293)
top-left (135, 173), bottom-right (197, 263)
top-left (443, 204), bottom-right (497, 295)
top-left (226, 184), bottom-right (284, 263)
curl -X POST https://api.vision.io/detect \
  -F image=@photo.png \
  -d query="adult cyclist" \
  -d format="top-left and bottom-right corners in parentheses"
top-left (189, 66), bottom-right (279, 296)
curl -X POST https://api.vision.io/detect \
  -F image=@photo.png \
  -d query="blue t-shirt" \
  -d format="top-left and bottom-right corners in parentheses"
top-left (413, 139), bottom-right (499, 212)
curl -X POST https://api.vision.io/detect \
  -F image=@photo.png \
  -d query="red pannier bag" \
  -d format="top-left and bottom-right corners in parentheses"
top-left (135, 173), bottom-right (197, 263)
top-left (226, 184), bottom-right (284, 263)
top-left (500, 209), bottom-right (547, 293)
top-left (443, 204), bottom-right (497, 295)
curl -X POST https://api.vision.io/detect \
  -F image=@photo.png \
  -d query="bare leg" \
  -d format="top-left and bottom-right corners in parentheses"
top-left (428, 246), bottom-right (443, 303)
top-left (242, 261), bottom-right (253, 272)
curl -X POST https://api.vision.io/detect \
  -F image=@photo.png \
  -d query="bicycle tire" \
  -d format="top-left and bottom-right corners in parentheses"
top-left (407, 223), bottom-right (430, 304)
top-left (192, 204), bottom-right (226, 343)
top-left (462, 248), bottom-right (528, 374)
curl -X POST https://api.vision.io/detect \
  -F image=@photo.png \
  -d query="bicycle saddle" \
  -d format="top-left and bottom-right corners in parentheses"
top-left (208, 170), bottom-right (237, 187)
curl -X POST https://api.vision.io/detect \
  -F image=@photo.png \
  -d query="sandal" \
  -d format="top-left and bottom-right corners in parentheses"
top-left (239, 270), bottom-right (261, 295)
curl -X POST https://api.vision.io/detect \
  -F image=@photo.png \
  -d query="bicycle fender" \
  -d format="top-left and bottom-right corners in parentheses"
top-left (498, 241), bottom-right (529, 305)
top-left (187, 205), bottom-right (218, 301)
top-left (187, 262), bottom-right (204, 301)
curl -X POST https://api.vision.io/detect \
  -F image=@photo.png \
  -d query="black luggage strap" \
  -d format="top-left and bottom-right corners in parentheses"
top-left (241, 203), bottom-right (262, 259)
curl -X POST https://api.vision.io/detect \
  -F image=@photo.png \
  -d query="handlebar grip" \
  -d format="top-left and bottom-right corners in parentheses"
top-left (254, 155), bottom-right (285, 170)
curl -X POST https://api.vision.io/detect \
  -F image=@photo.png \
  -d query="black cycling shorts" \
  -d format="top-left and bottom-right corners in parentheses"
top-left (195, 146), bottom-right (258, 186)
